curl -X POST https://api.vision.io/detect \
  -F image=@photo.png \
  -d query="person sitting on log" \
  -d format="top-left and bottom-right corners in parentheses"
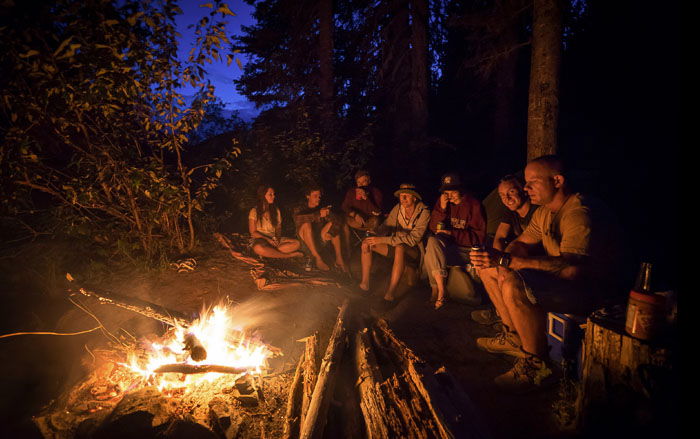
top-left (341, 170), bottom-right (383, 244)
top-left (293, 185), bottom-right (348, 273)
top-left (472, 175), bottom-right (538, 326)
top-left (424, 173), bottom-right (487, 310)
top-left (470, 155), bottom-right (622, 392)
top-left (248, 185), bottom-right (304, 260)
top-left (358, 183), bottom-right (430, 302)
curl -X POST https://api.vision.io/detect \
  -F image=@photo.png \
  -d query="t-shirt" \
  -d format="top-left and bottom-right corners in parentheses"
top-left (341, 186), bottom-right (383, 217)
top-left (519, 193), bottom-right (621, 282)
top-left (248, 207), bottom-right (281, 238)
top-left (504, 205), bottom-right (538, 239)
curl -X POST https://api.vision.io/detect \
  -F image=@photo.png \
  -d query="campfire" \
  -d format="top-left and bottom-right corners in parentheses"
top-left (35, 287), bottom-right (487, 439)
top-left (124, 303), bottom-right (274, 392)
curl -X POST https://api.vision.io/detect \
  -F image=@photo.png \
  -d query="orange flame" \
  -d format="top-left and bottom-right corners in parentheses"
top-left (125, 303), bottom-right (272, 390)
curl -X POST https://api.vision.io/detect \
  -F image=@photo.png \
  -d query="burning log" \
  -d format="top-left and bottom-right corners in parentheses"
top-left (299, 299), bottom-right (350, 439)
top-left (72, 286), bottom-right (192, 328)
top-left (152, 364), bottom-right (255, 375)
top-left (183, 332), bottom-right (208, 362)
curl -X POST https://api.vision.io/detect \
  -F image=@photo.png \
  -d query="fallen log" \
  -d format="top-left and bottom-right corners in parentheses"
top-left (354, 328), bottom-right (402, 438)
top-left (153, 364), bottom-right (255, 375)
top-left (282, 355), bottom-right (305, 439)
top-left (299, 299), bottom-right (350, 439)
top-left (73, 286), bottom-right (192, 328)
top-left (373, 319), bottom-right (490, 439)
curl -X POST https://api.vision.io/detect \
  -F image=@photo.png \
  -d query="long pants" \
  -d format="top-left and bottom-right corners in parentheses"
top-left (423, 234), bottom-right (470, 286)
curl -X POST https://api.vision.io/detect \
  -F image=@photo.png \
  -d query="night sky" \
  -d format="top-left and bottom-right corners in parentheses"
top-left (175, 1), bottom-right (258, 119)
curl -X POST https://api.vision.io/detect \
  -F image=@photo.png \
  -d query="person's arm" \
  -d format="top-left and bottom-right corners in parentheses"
top-left (428, 198), bottom-right (448, 232)
top-left (451, 197), bottom-right (487, 246)
top-left (493, 222), bottom-right (512, 251)
top-left (293, 206), bottom-right (320, 228)
top-left (249, 214), bottom-right (274, 243)
top-left (385, 206), bottom-right (430, 247)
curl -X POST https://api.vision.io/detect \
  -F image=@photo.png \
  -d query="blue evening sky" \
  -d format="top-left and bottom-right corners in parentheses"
top-left (175, 1), bottom-right (259, 120)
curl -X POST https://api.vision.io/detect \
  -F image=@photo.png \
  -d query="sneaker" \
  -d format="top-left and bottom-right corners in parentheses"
top-left (470, 308), bottom-right (502, 326)
top-left (476, 331), bottom-right (528, 358)
top-left (494, 355), bottom-right (553, 393)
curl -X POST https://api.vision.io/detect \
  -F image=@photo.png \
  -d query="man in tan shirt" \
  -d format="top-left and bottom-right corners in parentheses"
top-left (470, 155), bottom-right (620, 392)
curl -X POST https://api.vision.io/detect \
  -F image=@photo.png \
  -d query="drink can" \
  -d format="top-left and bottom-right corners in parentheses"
top-left (471, 245), bottom-right (484, 252)
top-left (436, 221), bottom-right (446, 231)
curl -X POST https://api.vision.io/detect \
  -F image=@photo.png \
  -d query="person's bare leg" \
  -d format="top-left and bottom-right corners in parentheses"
top-left (277, 238), bottom-right (302, 255)
top-left (359, 241), bottom-right (372, 291)
top-left (432, 270), bottom-right (447, 308)
top-left (500, 270), bottom-right (548, 357)
top-left (252, 244), bottom-right (302, 259)
top-left (384, 245), bottom-right (406, 301)
top-left (298, 223), bottom-right (329, 270)
top-left (321, 222), bottom-right (347, 272)
top-left (479, 267), bottom-right (514, 331)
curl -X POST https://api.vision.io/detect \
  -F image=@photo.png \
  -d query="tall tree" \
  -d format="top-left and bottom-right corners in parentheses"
top-left (409, 0), bottom-right (429, 140)
top-left (527, 0), bottom-right (562, 160)
top-left (318, 0), bottom-right (335, 140)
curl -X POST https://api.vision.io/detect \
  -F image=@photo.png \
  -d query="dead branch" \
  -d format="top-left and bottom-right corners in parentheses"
top-left (152, 364), bottom-right (255, 375)
top-left (299, 299), bottom-right (350, 439)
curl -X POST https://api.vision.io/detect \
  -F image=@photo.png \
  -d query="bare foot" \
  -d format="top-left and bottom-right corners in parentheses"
top-left (290, 251), bottom-right (304, 258)
top-left (434, 297), bottom-right (446, 310)
top-left (358, 282), bottom-right (370, 291)
top-left (383, 292), bottom-right (394, 302)
top-left (315, 257), bottom-right (330, 271)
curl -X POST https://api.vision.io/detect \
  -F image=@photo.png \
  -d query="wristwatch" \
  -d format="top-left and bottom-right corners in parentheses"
top-left (498, 252), bottom-right (512, 268)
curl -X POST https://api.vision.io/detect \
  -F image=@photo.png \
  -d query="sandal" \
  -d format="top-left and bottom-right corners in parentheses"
top-left (434, 298), bottom-right (446, 310)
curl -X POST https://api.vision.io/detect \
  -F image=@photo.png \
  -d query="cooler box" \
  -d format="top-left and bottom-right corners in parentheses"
top-left (547, 312), bottom-right (586, 378)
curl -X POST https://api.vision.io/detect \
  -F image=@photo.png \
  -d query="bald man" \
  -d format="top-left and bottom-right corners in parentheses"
top-left (470, 155), bottom-right (621, 392)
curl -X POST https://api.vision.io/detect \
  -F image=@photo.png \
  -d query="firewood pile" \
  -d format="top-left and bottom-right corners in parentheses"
top-left (34, 292), bottom-right (489, 439)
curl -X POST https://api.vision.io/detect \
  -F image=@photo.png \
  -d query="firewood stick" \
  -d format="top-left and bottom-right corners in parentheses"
top-left (73, 287), bottom-right (192, 328)
top-left (299, 299), bottom-right (350, 439)
top-left (300, 332), bottom-right (319, 426)
top-left (183, 332), bottom-right (207, 362)
top-left (282, 354), bottom-right (305, 439)
top-left (153, 364), bottom-right (254, 375)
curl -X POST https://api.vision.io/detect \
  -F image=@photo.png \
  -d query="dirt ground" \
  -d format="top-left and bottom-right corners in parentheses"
top-left (0, 238), bottom-right (579, 438)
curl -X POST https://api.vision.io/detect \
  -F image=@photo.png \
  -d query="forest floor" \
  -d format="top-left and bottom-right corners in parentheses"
top-left (0, 237), bottom-right (581, 438)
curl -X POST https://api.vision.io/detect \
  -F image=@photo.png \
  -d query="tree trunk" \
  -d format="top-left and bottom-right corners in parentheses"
top-left (409, 0), bottom-right (429, 140)
top-left (318, 0), bottom-right (334, 141)
top-left (526, 0), bottom-right (562, 160)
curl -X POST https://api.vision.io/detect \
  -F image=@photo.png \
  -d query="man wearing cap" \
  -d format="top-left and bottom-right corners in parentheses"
top-left (469, 155), bottom-right (622, 392)
top-left (341, 170), bottom-right (384, 238)
top-left (359, 184), bottom-right (431, 301)
top-left (424, 173), bottom-right (487, 309)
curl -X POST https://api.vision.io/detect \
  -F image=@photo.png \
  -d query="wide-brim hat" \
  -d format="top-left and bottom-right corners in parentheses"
top-left (394, 183), bottom-right (422, 200)
top-left (439, 173), bottom-right (463, 192)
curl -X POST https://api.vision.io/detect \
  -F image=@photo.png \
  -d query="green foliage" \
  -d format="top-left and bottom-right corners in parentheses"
top-left (0, 0), bottom-right (239, 262)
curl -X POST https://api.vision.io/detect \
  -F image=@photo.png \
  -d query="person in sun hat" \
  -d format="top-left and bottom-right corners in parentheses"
top-left (358, 183), bottom-right (430, 302)
top-left (424, 173), bottom-right (487, 310)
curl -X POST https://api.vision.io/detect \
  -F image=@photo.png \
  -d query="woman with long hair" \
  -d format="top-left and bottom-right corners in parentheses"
top-left (249, 185), bottom-right (303, 259)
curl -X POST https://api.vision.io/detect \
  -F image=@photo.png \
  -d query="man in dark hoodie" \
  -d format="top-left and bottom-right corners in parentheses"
top-left (359, 183), bottom-right (430, 302)
top-left (424, 173), bottom-right (487, 309)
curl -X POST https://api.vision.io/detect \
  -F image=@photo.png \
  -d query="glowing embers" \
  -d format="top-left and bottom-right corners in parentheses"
top-left (124, 303), bottom-right (273, 391)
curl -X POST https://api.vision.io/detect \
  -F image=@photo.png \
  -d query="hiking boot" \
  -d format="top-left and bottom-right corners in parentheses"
top-left (476, 331), bottom-right (528, 358)
top-left (470, 308), bottom-right (502, 326)
top-left (494, 355), bottom-right (554, 393)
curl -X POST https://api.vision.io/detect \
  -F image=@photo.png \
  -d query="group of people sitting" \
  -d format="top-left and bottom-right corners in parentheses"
top-left (246, 155), bottom-right (620, 392)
